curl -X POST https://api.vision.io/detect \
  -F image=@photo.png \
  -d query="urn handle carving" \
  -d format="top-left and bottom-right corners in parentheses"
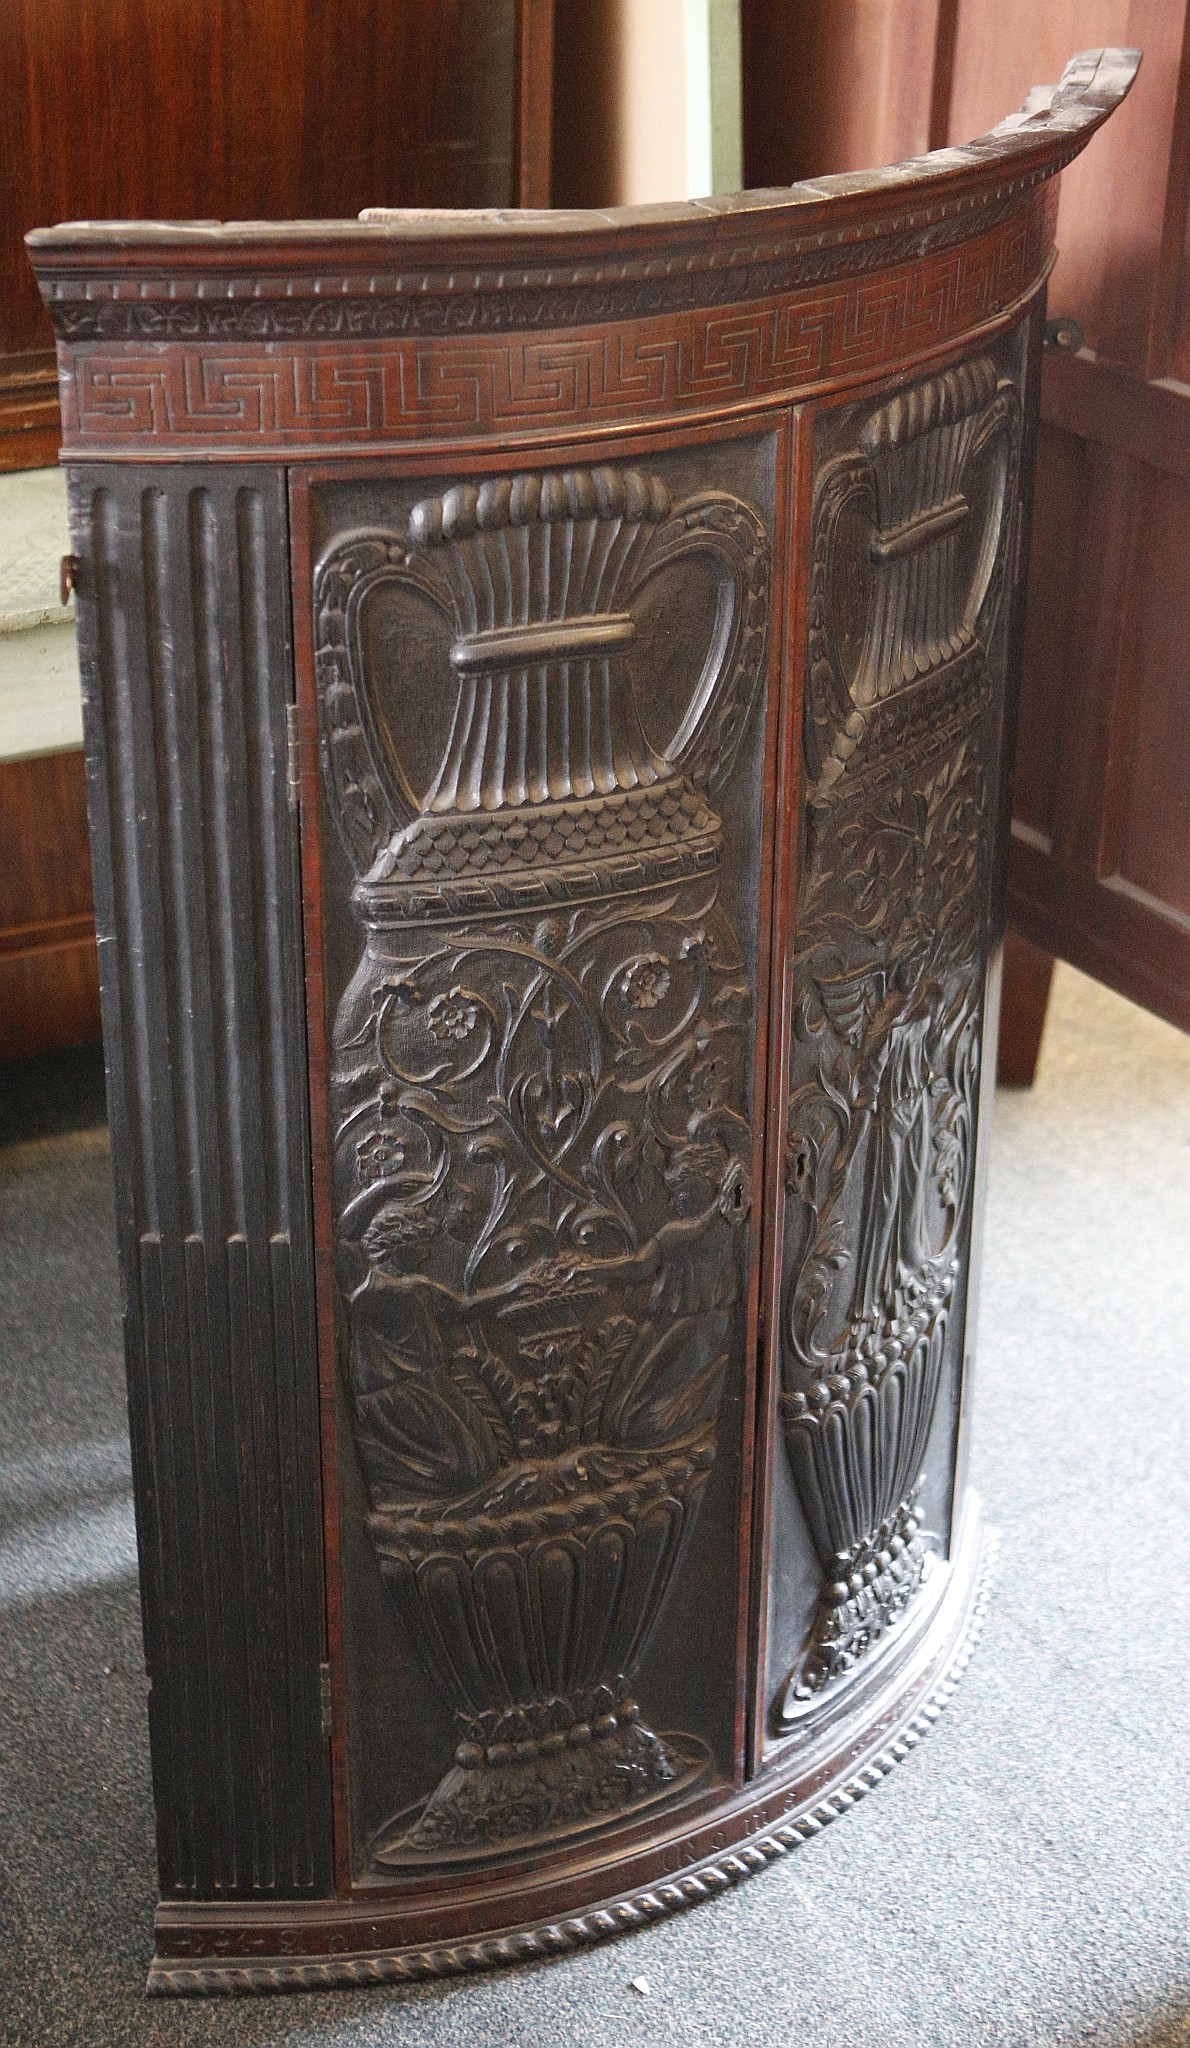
top-left (633, 491), bottom-right (770, 799)
top-left (313, 470), bottom-right (769, 883)
top-left (804, 359), bottom-right (1020, 795)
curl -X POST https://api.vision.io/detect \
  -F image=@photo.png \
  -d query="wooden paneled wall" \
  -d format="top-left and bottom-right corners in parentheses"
top-left (0, 0), bottom-right (551, 469)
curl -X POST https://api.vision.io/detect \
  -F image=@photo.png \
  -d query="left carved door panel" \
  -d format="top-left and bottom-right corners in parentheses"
top-left (298, 429), bottom-right (781, 1878)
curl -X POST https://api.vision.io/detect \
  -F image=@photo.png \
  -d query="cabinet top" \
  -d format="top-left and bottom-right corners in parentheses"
top-left (27, 50), bottom-right (1136, 341)
top-left (25, 51), bottom-right (1138, 461)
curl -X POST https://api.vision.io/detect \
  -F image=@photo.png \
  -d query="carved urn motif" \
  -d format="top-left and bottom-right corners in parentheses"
top-left (315, 464), bottom-right (769, 1859)
top-left (779, 359), bottom-right (1020, 1715)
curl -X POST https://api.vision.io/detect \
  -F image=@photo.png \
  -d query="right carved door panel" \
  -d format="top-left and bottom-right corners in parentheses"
top-left (763, 329), bottom-right (1028, 1742)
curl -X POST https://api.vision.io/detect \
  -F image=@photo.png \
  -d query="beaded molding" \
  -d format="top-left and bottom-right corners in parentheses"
top-left (148, 1529), bottom-right (998, 1997)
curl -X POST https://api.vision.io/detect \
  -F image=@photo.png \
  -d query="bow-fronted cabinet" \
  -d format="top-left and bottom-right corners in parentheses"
top-left (27, 47), bottom-right (1136, 1994)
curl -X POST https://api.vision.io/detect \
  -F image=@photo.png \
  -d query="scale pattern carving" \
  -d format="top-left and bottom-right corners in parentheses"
top-left (779, 356), bottom-right (1020, 1716)
top-left (66, 201), bottom-right (1048, 450)
top-left (315, 462), bottom-right (769, 1862)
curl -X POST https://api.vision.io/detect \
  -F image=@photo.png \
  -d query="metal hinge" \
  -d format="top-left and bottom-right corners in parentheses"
top-left (286, 701), bottom-right (303, 812)
top-left (319, 1662), bottom-right (333, 1740)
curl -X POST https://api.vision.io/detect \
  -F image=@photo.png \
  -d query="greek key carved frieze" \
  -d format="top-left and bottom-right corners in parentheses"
top-left (314, 462), bottom-right (770, 1861)
top-left (65, 204), bottom-right (1047, 450)
top-left (778, 356), bottom-right (1020, 1718)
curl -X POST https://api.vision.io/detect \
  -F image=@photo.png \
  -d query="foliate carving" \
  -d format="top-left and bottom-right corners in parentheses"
top-left (779, 357), bottom-right (1019, 1718)
top-left (315, 463), bottom-right (769, 1861)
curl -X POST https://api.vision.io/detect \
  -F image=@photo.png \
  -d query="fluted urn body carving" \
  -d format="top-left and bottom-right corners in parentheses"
top-left (779, 360), bottom-right (1019, 1716)
top-left (316, 464), bottom-right (769, 1859)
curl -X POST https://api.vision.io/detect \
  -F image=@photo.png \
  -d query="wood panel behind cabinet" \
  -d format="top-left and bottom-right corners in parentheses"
top-left (943, 3), bottom-right (1190, 1034)
top-left (0, 749), bottom-right (101, 1060)
top-left (0, 0), bottom-right (550, 469)
top-left (1008, 351), bottom-right (1190, 1027)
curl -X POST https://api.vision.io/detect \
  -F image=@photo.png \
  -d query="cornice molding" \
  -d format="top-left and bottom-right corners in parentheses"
top-left (27, 49), bottom-right (1138, 346)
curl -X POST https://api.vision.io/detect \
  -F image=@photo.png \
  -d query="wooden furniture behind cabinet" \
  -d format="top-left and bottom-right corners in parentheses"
top-left (28, 49), bottom-right (1135, 1994)
top-left (0, 750), bottom-right (101, 1059)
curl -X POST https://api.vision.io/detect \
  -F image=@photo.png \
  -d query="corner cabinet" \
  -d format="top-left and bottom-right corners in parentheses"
top-left (27, 47), bottom-right (1136, 1994)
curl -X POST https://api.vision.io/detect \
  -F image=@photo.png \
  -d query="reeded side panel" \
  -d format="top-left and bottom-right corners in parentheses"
top-left (70, 467), bottom-right (333, 1898)
top-left (765, 331), bottom-right (1026, 1734)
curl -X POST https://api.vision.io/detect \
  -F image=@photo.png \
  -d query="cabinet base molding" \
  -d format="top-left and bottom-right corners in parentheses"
top-left (149, 1499), bottom-right (993, 1997)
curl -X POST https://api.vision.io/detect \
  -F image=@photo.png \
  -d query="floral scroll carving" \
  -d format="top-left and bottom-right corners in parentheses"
top-left (779, 358), bottom-right (1020, 1718)
top-left (314, 464), bottom-right (769, 1862)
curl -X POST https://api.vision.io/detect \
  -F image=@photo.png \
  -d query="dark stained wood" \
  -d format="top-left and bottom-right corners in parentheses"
top-left (0, 0), bottom-right (551, 467)
top-left (996, 930), bottom-right (1056, 1085)
top-left (0, 749), bottom-right (101, 1059)
top-left (67, 465), bottom-right (333, 1899)
top-left (26, 51), bottom-right (1136, 1993)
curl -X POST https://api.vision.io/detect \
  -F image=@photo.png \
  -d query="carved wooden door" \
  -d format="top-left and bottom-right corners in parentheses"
top-left (298, 443), bottom-right (777, 1866)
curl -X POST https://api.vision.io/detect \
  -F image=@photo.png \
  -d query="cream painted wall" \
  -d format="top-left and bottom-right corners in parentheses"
top-left (552, 0), bottom-right (741, 208)
top-left (613, 0), bottom-right (687, 204)
top-left (583, 0), bottom-right (687, 207)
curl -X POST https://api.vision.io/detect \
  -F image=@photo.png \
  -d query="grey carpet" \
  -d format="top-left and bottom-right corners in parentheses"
top-left (1, 964), bottom-right (1188, 2048)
